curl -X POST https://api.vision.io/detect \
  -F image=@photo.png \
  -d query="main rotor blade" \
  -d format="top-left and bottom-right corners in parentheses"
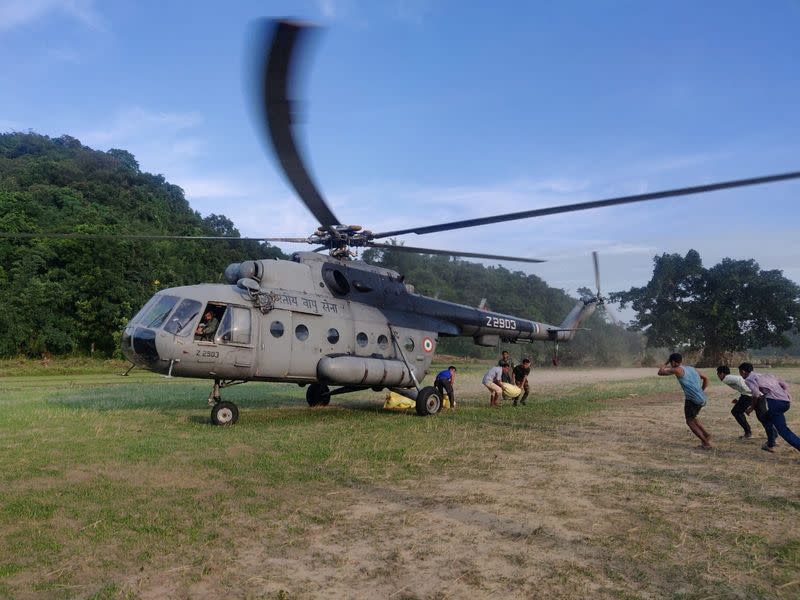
top-left (366, 242), bottom-right (545, 263)
top-left (0, 233), bottom-right (310, 242)
top-left (258, 19), bottom-right (340, 228)
top-left (372, 171), bottom-right (800, 238)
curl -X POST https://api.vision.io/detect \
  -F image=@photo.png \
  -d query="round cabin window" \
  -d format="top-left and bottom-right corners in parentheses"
top-left (404, 337), bottom-right (415, 352)
top-left (356, 332), bottom-right (368, 347)
top-left (377, 334), bottom-right (389, 349)
top-left (327, 328), bottom-right (340, 344)
top-left (295, 324), bottom-right (309, 341)
top-left (270, 321), bottom-right (284, 338)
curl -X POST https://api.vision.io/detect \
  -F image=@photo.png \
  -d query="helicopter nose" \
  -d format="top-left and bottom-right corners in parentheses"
top-left (121, 326), bottom-right (161, 367)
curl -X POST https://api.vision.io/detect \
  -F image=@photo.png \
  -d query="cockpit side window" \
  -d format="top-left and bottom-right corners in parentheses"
top-left (194, 303), bottom-right (226, 342)
top-left (217, 306), bottom-right (252, 345)
top-left (163, 299), bottom-right (203, 336)
top-left (133, 295), bottom-right (179, 329)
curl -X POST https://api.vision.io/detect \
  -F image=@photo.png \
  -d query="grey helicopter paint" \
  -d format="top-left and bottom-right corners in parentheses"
top-left (121, 249), bottom-right (599, 423)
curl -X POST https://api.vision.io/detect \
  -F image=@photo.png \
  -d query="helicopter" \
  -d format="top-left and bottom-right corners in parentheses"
top-left (7, 20), bottom-right (799, 425)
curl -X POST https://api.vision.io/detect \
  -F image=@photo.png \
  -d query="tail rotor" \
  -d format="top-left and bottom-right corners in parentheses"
top-left (590, 250), bottom-right (604, 306)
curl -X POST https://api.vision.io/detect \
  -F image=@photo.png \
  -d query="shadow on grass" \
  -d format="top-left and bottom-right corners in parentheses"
top-left (44, 380), bottom-right (423, 428)
top-left (44, 381), bottom-right (308, 412)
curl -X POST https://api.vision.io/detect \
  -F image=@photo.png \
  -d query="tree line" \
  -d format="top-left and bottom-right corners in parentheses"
top-left (0, 132), bottom-right (282, 357)
top-left (612, 249), bottom-right (800, 366)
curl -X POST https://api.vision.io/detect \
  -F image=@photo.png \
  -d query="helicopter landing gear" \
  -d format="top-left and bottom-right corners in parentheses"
top-left (207, 378), bottom-right (239, 425)
top-left (415, 386), bottom-right (442, 416)
top-left (211, 401), bottom-right (239, 426)
top-left (306, 383), bottom-right (331, 407)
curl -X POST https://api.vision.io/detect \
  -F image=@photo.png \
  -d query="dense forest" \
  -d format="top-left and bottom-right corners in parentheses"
top-left (0, 132), bottom-right (282, 357)
top-left (0, 132), bottom-right (644, 364)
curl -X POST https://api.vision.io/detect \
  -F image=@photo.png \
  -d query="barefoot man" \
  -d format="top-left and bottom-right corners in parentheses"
top-left (658, 353), bottom-right (712, 449)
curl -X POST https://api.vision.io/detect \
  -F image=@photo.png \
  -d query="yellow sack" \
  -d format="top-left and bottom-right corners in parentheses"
top-left (383, 391), bottom-right (416, 410)
top-left (442, 393), bottom-right (450, 409)
top-left (501, 382), bottom-right (522, 400)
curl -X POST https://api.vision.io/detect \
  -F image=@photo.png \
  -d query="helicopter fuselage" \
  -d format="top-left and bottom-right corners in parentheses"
top-left (121, 252), bottom-right (596, 391)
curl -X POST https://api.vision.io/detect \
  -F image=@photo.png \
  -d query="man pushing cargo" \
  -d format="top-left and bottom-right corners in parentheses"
top-left (483, 363), bottom-right (509, 408)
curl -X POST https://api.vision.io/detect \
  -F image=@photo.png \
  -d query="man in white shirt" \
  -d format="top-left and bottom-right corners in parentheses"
top-left (716, 365), bottom-right (754, 439)
top-left (482, 364), bottom-right (509, 408)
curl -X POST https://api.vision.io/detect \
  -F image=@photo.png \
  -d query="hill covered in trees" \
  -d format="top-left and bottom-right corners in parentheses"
top-left (0, 132), bottom-right (283, 357)
top-left (0, 132), bottom-right (643, 365)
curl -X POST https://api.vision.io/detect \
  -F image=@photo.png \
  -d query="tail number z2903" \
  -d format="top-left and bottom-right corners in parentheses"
top-left (486, 316), bottom-right (516, 330)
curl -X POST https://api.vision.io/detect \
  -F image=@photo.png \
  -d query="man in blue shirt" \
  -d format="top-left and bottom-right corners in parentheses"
top-left (434, 366), bottom-right (457, 409)
top-left (658, 353), bottom-right (712, 449)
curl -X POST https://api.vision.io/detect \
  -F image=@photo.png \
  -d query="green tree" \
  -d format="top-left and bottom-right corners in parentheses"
top-left (0, 131), bottom-right (287, 357)
top-left (612, 250), bottom-right (800, 365)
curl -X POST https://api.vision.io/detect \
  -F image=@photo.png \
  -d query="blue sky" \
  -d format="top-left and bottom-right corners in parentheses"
top-left (1, 0), bottom-right (799, 318)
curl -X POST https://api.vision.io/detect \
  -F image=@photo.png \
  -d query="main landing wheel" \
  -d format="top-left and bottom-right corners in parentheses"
top-left (415, 386), bottom-right (442, 416)
top-left (306, 383), bottom-right (331, 407)
top-left (211, 401), bottom-right (239, 426)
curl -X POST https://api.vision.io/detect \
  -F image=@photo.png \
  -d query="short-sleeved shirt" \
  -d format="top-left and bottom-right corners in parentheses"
top-left (483, 366), bottom-right (504, 385)
top-left (722, 374), bottom-right (751, 396)
top-left (435, 369), bottom-right (453, 382)
top-left (677, 366), bottom-right (707, 406)
top-left (513, 364), bottom-right (530, 382)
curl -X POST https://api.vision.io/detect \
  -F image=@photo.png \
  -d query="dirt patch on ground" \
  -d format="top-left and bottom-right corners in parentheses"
top-left (116, 368), bottom-right (800, 599)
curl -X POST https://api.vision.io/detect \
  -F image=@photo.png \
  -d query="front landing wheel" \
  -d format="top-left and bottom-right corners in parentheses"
top-left (211, 401), bottom-right (239, 426)
top-left (415, 386), bottom-right (442, 416)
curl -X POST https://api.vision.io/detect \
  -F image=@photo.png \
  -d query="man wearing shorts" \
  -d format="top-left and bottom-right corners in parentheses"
top-left (658, 353), bottom-right (712, 449)
top-left (483, 363), bottom-right (509, 408)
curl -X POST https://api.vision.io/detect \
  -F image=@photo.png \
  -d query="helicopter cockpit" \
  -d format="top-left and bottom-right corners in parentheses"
top-left (121, 291), bottom-right (254, 373)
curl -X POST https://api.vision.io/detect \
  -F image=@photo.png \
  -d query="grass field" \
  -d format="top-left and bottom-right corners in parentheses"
top-left (1, 362), bottom-right (799, 599)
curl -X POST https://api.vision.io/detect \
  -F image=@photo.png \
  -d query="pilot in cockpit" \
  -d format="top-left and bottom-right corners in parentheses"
top-left (195, 310), bottom-right (219, 341)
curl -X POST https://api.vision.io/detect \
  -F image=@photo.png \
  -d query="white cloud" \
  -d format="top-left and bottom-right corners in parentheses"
top-left (79, 107), bottom-right (203, 148)
top-left (0, 0), bottom-right (104, 32)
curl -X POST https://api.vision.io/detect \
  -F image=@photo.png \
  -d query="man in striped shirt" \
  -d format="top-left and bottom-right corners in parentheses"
top-left (738, 362), bottom-right (800, 454)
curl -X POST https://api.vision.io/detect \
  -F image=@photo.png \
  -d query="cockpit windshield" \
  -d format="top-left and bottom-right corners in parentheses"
top-left (131, 295), bottom-right (179, 329)
top-left (163, 299), bottom-right (203, 336)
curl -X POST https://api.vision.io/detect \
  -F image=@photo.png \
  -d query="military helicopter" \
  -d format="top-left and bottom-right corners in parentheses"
top-left (7, 21), bottom-right (798, 424)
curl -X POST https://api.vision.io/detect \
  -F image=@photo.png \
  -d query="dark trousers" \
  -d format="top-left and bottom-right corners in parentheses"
top-left (764, 398), bottom-right (800, 451)
top-left (731, 395), bottom-right (752, 435)
top-left (434, 378), bottom-right (454, 405)
top-left (514, 379), bottom-right (530, 402)
top-left (754, 397), bottom-right (778, 446)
